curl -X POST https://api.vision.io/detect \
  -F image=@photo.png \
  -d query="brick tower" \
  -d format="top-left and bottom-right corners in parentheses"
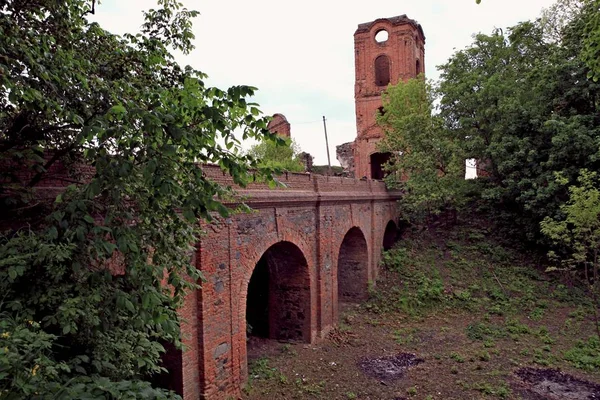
top-left (353, 15), bottom-right (425, 179)
top-left (267, 113), bottom-right (291, 138)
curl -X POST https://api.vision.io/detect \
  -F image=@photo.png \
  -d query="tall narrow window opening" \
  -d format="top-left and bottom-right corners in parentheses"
top-left (375, 55), bottom-right (391, 87)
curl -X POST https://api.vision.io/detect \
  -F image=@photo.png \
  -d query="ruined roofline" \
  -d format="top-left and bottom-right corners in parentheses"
top-left (354, 14), bottom-right (425, 42)
top-left (269, 113), bottom-right (288, 124)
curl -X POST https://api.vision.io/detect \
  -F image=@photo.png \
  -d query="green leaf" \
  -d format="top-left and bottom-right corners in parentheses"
top-left (124, 299), bottom-right (135, 313)
top-left (182, 208), bottom-right (196, 222)
top-left (109, 104), bottom-right (126, 115)
top-left (8, 268), bottom-right (17, 281)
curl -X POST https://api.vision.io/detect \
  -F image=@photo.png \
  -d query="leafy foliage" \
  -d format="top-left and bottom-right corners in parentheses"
top-left (564, 336), bottom-right (600, 371)
top-left (541, 169), bottom-right (600, 338)
top-left (246, 136), bottom-right (305, 173)
top-left (378, 76), bottom-right (468, 221)
top-left (437, 6), bottom-right (600, 241)
top-left (581, 0), bottom-right (600, 80)
top-left (541, 170), bottom-right (600, 270)
top-left (0, 0), bottom-right (273, 397)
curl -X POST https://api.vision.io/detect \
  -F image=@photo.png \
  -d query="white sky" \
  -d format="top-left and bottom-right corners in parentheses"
top-left (92, 0), bottom-right (557, 166)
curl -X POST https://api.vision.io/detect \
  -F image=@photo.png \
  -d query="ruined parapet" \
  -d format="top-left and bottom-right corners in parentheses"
top-left (267, 113), bottom-right (291, 138)
top-left (336, 141), bottom-right (355, 177)
top-left (298, 151), bottom-right (314, 172)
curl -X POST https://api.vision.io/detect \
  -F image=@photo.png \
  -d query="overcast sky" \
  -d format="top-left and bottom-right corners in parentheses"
top-left (92, 0), bottom-right (557, 166)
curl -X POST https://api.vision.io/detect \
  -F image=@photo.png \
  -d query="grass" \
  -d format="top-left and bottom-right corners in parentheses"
top-left (243, 218), bottom-right (600, 399)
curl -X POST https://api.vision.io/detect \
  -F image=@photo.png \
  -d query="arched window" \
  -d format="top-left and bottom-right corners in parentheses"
top-left (375, 55), bottom-right (390, 86)
top-left (416, 59), bottom-right (421, 75)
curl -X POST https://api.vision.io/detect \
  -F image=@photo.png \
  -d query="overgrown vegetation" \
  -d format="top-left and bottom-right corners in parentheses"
top-left (381, 0), bottom-right (600, 242)
top-left (379, 77), bottom-right (468, 221)
top-left (246, 136), bottom-right (305, 173)
top-left (380, 0), bottom-right (600, 343)
top-left (242, 217), bottom-right (600, 399)
top-left (0, 1), bottom-right (276, 397)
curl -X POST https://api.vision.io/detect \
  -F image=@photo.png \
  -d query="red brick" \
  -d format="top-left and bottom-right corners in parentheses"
top-left (353, 15), bottom-right (425, 179)
top-left (179, 166), bottom-right (401, 399)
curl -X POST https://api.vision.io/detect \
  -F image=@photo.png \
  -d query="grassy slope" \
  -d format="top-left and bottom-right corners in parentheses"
top-left (243, 218), bottom-right (600, 399)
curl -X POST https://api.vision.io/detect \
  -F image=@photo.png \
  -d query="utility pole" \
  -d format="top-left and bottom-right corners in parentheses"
top-left (322, 116), bottom-right (332, 176)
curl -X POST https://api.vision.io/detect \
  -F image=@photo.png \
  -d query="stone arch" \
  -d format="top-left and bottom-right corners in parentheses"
top-left (337, 227), bottom-right (369, 302)
top-left (374, 54), bottom-right (391, 86)
top-left (244, 241), bottom-right (311, 343)
top-left (383, 220), bottom-right (399, 251)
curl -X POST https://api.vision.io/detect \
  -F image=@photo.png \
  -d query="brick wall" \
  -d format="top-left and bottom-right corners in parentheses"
top-left (266, 113), bottom-right (291, 138)
top-left (6, 158), bottom-right (401, 399)
top-left (180, 165), bottom-right (401, 399)
top-left (353, 15), bottom-right (425, 179)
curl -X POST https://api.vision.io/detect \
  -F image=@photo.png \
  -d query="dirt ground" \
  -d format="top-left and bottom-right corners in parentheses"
top-left (242, 222), bottom-right (600, 400)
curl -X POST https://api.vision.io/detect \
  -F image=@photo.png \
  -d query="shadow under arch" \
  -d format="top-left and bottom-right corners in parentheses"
top-left (383, 220), bottom-right (400, 251)
top-left (245, 241), bottom-right (311, 343)
top-left (337, 227), bottom-right (369, 303)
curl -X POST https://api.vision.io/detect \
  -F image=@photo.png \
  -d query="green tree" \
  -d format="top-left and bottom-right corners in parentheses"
top-left (541, 169), bottom-right (600, 338)
top-left (438, 13), bottom-right (600, 241)
top-left (379, 76), bottom-right (467, 221)
top-left (475, 0), bottom-right (600, 80)
top-left (247, 137), bottom-right (305, 172)
top-left (0, 0), bottom-right (273, 397)
top-left (580, 0), bottom-right (600, 80)
top-left (539, 0), bottom-right (585, 42)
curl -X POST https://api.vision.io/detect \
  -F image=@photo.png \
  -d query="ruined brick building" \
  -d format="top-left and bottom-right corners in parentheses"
top-left (166, 15), bottom-right (424, 399)
top-left (268, 15), bottom-right (425, 180)
top-left (266, 113), bottom-right (291, 138)
top-left (2, 13), bottom-right (420, 400)
top-left (266, 113), bottom-right (314, 172)
top-left (337, 15), bottom-right (425, 179)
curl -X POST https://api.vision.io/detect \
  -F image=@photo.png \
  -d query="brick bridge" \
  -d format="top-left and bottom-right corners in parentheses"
top-left (171, 165), bottom-right (401, 399)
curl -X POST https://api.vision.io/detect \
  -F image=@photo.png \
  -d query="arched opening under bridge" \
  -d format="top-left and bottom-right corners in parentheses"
top-left (383, 220), bottom-right (400, 251)
top-left (246, 241), bottom-right (311, 349)
top-left (337, 227), bottom-right (369, 304)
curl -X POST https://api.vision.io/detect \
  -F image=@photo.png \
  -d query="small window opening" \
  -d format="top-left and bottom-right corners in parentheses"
top-left (370, 152), bottom-right (392, 180)
top-left (416, 59), bottom-right (421, 75)
top-left (375, 29), bottom-right (388, 43)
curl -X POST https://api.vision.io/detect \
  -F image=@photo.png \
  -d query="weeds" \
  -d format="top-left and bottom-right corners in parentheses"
top-left (249, 357), bottom-right (278, 380)
top-left (564, 336), bottom-right (600, 371)
top-left (466, 322), bottom-right (506, 341)
top-left (295, 378), bottom-right (326, 396)
top-left (471, 382), bottom-right (512, 398)
top-left (280, 343), bottom-right (298, 357)
top-left (244, 220), bottom-right (600, 399)
top-left (450, 352), bottom-right (465, 363)
top-left (392, 327), bottom-right (420, 345)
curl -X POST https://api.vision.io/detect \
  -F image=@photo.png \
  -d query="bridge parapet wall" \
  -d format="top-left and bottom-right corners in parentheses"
top-left (200, 164), bottom-right (388, 193)
top-left (183, 165), bottom-right (401, 399)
